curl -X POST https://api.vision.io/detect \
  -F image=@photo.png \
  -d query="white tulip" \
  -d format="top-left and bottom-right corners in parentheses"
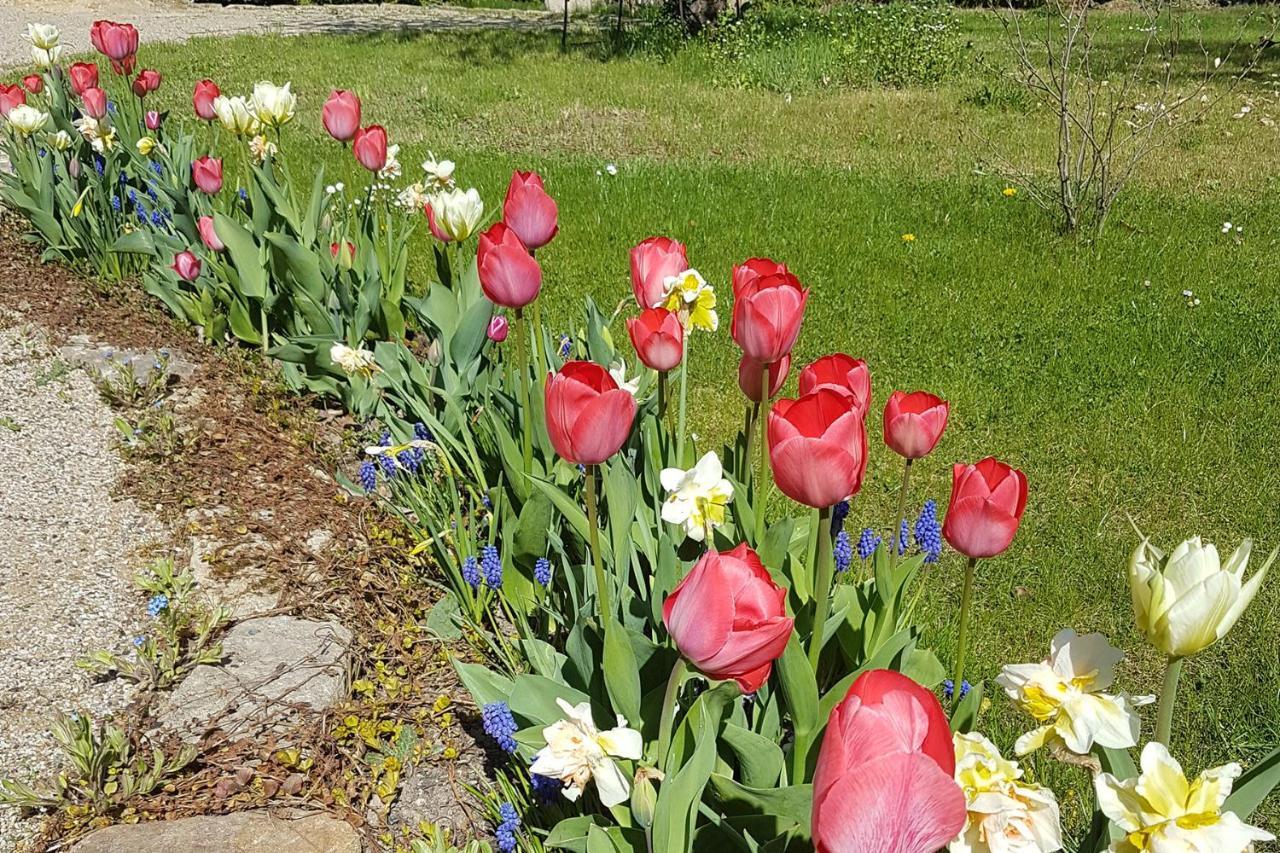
top-left (212, 95), bottom-right (259, 136)
top-left (996, 629), bottom-right (1153, 756)
top-left (6, 104), bottom-right (49, 137)
top-left (660, 451), bottom-right (734, 543)
top-left (47, 129), bottom-right (71, 151)
top-left (428, 187), bottom-right (485, 241)
top-left (530, 698), bottom-right (641, 807)
top-left (251, 81), bottom-right (296, 129)
top-left (1129, 535), bottom-right (1271, 658)
top-left (950, 732), bottom-right (1063, 853)
top-left (30, 46), bottom-right (61, 69)
top-left (24, 23), bottom-right (60, 50)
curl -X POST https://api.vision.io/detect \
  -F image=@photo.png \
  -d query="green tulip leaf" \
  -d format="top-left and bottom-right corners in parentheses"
top-left (451, 661), bottom-right (513, 709)
top-left (653, 683), bottom-right (736, 853)
top-left (603, 620), bottom-right (643, 725)
top-left (1225, 744), bottom-right (1280, 820)
top-left (719, 723), bottom-right (785, 789)
top-left (213, 212), bottom-right (268, 300)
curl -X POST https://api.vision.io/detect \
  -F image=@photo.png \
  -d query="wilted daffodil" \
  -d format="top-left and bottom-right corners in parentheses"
top-left (1095, 741), bottom-right (1273, 853)
top-left (609, 359), bottom-right (640, 396)
top-left (661, 451), bottom-right (734, 543)
top-left (248, 134), bottom-right (277, 165)
top-left (951, 732), bottom-right (1063, 853)
top-left (996, 629), bottom-right (1153, 756)
top-left (529, 698), bottom-right (642, 807)
top-left (330, 342), bottom-right (380, 378)
top-left (251, 81), bottom-right (296, 129)
top-left (73, 116), bottom-right (116, 153)
top-left (662, 269), bottom-right (718, 333)
top-left (1129, 535), bottom-right (1271, 659)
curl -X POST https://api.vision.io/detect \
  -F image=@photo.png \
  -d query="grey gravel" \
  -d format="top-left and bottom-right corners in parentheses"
top-left (0, 325), bottom-right (164, 851)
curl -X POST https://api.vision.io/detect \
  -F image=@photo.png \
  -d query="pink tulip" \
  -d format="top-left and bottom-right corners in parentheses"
top-left (544, 361), bottom-right (637, 466)
top-left (191, 156), bottom-right (223, 195)
top-left (352, 125), bottom-right (388, 173)
top-left (738, 354), bottom-right (790, 404)
top-left (145, 110), bottom-right (161, 130)
top-left (171, 250), bottom-right (202, 282)
top-left (478, 222), bottom-right (542, 309)
top-left (502, 170), bottom-right (558, 250)
top-left (731, 269), bottom-right (808, 364)
top-left (90, 20), bottom-right (139, 76)
top-left (131, 69), bottom-right (161, 99)
top-left (732, 256), bottom-right (789, 297)
top-left (487, 315), bottom-right (509, 343)
top-left (629, 236), bottom-right (688, 309)
top-left (663, 544), bottom-right (794, 693)
top-left (322, 89), bottom-right (361, 142)
top-left (812, 670), bottom-right (966, 853)
top-left (69, 63), bottom-right (99, 97)
top-left (626, 308), bottom-right (683, 372)
top-left (0, 85), bottom-right (24, 117)
top-left (768, 389), bottom-right (866, 509)
top-left (22, 75), bottom-right (43, 95)
top-left (192, 79), bottom-right (219, 121)
top-left (942, 457), bottom-right (1028, 559)
top-left (197, 216), bottom-right (224, 252)
top-left (799, 354), bottom-right (871, 415)
top-left (80, 87), bottom-right (107, 120)
top-left (883, 391), bottom-right (949, 460)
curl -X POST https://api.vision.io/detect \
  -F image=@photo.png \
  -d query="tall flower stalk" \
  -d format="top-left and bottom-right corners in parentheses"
top-left (754, 362), bottom-right (771, 545)
top-left (952, 556), bottom-right (978, 700)
top-left (1154, 655), bottom-right (1183, 745)
top-left (807, 506), bottom-right (834, 670)
top-left (516, 307), bottom-right (533, 475)
top-left (583, 465), bottom-right (610, 622)
top-left (889, 457), bottom-right (913, 571)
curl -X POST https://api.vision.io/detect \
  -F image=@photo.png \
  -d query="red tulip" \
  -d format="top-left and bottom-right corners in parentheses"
top-left (630, 236), bottom-right (688, 309)
top-left (544, 361), bottom-right (637, 466)
top-left (883, 391), bottom-right (949, 460)
top-left (731, 269), bottom-right (808, 364)
top-left (329, 240), bottom-right (356, 261)
top-left (145, 110), bottom-right (161, 130)
top-left (131, 69), bottom-right (161, 99)
top-left (192, 79), bottom-right (219, 121)
top-left (812, 669), bottom-right (966, 853)
top-left (352, 125), bottom-right (388, 173)
top-left (768, 389), bottom-right (866, 509)
top-left (322, 89), bottom-right (361, 142)
top-left (191, 156), bottom-right (223, 195)
top-left (738, 354), bottom-right (790, 404)
top-left (478, 222), bottom-right (542, 309)
top-left (799, 354), bottom-right (871, 415)
top-left (732, 256), bottom-right (789, 297)
top-left (91, 20), bottom-right (139, 75)
top-left (22, 75), bottom-right (43, 95)
top-left (171, 250), bottom-right (202, 282)
top-left (0, 85), bottom-right (25, 117)
top-left (487, 315), bottom-right (509, 343)
top-left (80, 87), bottom-right (107, 120)
top-left (942, 457), bottom-right (1028, 559)
top-left (626, 308), bottom-right (683, 372)
top-left (69, 63), bottom-right (99, 97)
top-left (197, 216), bottom-right (224, 252)
top-left (502, 170), bottom-right (558, 250)
top-left (662, 544), bottom-right (794, 693)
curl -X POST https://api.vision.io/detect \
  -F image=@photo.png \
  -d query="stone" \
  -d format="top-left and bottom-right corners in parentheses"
top-left (159, 616), bottom-right (351, 740)
top-left (71, 811), bottom-right (360, 853)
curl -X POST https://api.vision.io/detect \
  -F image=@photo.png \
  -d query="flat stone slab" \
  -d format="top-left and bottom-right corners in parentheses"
top-left (159, 615), bottom-right (351, 740)
top-left (72, 811), bottom-right (360, 853)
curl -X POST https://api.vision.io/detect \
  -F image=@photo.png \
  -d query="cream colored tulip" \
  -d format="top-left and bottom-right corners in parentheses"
top-left (1129, 536), bottom-right (1271, 658)
top-left (530, 698), bottom-right (641, 807)
top-left (6, 104), bottom-right (49, 137)
top-left (136, 136), bottom-right (157, 156)
top-left (251, 81), bottom-right (296, 129)
top-left (212, 95), bottom-right (259, 137)
top-left (24, 23), bottom-right (60, 50)
top-left (428, 187), bottom-right (485, 241)
top-left (47, 129), bottom-right (71, 151)
top-left (951, 732), bottom-right (1063, 853)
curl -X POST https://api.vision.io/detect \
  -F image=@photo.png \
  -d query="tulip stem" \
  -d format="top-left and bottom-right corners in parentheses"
top-left (952, 556), bottom-right (979, 703)
top-left (529, 297), bottom-right (546, 375)
top-left (807, 506), bottom-right (834, 672)
top-left (516, 307), bottom-right (533, 475)
top-left (584, 464), bottom-right (611, 622)
top-left (657, 370), bottom-right (668, 422)
top-left (1155, 656), bottom-right (1183, 747)
top-left (889, 458), bottom-right (913, 573)
top-left (754, 364), bottom-right (771, 546)
top-left (656, 658), bottom-right (686, 772)
top-left (676, 332), bottom-right (690, 465)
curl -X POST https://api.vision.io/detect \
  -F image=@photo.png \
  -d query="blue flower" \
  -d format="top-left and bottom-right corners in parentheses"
top-left (110, 195), bottom-right (121, 211)
top-left (482, 495), bottom-right (492, 510)
top-left (534, 557), bottom-right (552, 587)
top-left (37, 148), bottom-right (46, 158)
top-left (857, 528), bottom-right (880, 561)
top-left (93, 154), bottom-right (105, 175)
top-left (132, 636), bottom-right (145, 647)
top-left (238, 188), bottom-right (248, 202)
top-left (942, 679), bottom-right (971, 701)
top-left (914, 499), bottom-right (942, 564)
top-left (834, 530), bottom-right (852, 573)
top-left (832, 499), bottom-right (850, 532)
top-left (379, 431), bottom-right (392, 447)
top-left (495, 802), bottom-right (520, 852)
top-left (150, 161), bottom-right (163, 176)
top-left (896, 519), bottom-right (909, 556)
top-left (150, 210), bottom-right (164, 227)
top-left (481, 544), bottom-right (502, 588)
top-left (413, 422), bottom-right (432, 442)
top-left (481, 702), bottom-right (518, 754)
top-left (530, 771), bottom-right (561, 801)
top-left (106, 100), bottom-right (117, 116)
top-left (378, 454), bottom-right (396, 478)
top-left (558, 334), bottom-right (571, 359)
top-left (358, 461), bottom-right (377, 492)
top-left (397, 450), bottom-right (419, 474)
top-left (146, 594), bottom-right (169, 618)
top-left (461, 556), bottom-right (480, 590)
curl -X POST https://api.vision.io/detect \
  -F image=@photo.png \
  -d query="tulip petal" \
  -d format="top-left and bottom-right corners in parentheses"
top-left (1160, 571), bottom-right (1238, 656)
top-left (771, 437), bottom-right (857, 509)
top-left (567, 388), bottom-right (636, 465)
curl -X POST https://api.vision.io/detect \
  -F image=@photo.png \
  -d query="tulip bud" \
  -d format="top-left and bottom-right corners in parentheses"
top-left (171, 250), bottom-right (201, 282)
top-left (145, 110), bottom-right (161, 130)
top-left (80, 86), bottom-right (107, 120)
top-left (883, 390), bottom-right (949, 460)
top-left (737, 354), bottom-right (789, 404)
top-left (630, 767), bottom-right (661, 829)
top-left (768, 389), bottom-right (867, 509)
top-left (193, 79), bottom-right (219, 121)
top-left (630, 236), bottom-right (688, 309)
top-left (329, 241), bottom-right (356, 270)
top-left (545, 361), bottom-right (636, 466)
top-left (191, 156), bottom-right (223, 195)
top-left (487, 315), bottom-right (509, 343)
top-left (478, 222), bottom-right (541, 309)
top-left (425, 338), bottom-right (443, 366)
top-left (69, 62), bottom-right (99, 96)
top-left (322, 89), bottom-right (361, 142)
top-left (731, 269), bottom-right (808, 364)
top-left (352, 125), bottom-right (388, 173)
top-left (22, 75), bottom-right (43, 94)
top-left (131, 68), bottom-right (161, 99)
top-left (0, 84), bottom-right (25, 118)
top-left (197, 216), bottom-right (224, 252)
top-left (942, 458), bottom-right (1027, 559)
top-left (502, 170), bottom-right (558, 250)
top-left (626, 308), bottom-right (683, 372)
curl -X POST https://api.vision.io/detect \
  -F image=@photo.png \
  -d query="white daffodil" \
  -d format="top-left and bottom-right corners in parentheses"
top-left (364, 438), bottom-right (432, 458)
top-left (330, 342), bottom-right (380, 378)
top-left (1129, 536), bottom-right (1271, 659)
top-left (996, 629), bottom-right (1154, 757)
top-left (428, 187), bottom-right (485, 241)
top-left (6, 104), bottom-right (49, 137)
top-left (530, 698), bottom-right (641, 807)
top-left (248, 134), bottom-right (277, 164)
top-left (661, 451), bottom-right (734, 543)
top-left (251, 81), bottom-right (296, 129)
top-left (73, 116), bottom-right (116, 153)
top-left (422, 152), bottom-right (456, 190)
top-left (951, 732), bottom-right (1063, 853)
top-left (396, 182), bottom-right (431, 212)
top-left (379, 144), bottom-right (402, 180)
top-left (47, 129), bottom-right (71, 151)
top-left (661, 269), bottom-right (718, 332)
top-left (609, 359), bottom-right (640, 396)
top-left (212, 95), bottom-right (259, 136)
top-left (1095, 741), bottom-right (1273, 853)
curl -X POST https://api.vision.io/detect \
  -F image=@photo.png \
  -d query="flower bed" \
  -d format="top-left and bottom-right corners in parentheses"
top-left (2, 20), bottom-right (1278, 853)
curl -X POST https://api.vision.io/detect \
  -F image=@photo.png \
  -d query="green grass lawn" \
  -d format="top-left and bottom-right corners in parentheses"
top-left (94, 7), bottom-right (1280, 836)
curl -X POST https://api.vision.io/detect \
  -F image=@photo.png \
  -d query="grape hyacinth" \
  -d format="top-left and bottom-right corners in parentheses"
top-left (831, 499), bottom-right (850, 532)
top-left (914, 499), bottom-right (943, 563)
top-left (534, 557), bottom-right (552, 587)
top-left (558, 334), bottom-right (571, 359)
top-left (461, 556), bottom-right (481, 590)
top-left (413, 421), bottom-right (432, 442)
top-left (481, 701), bottom-right (518, 753)
top-left (834, 530), bottom-right (853, 573)
top-left (942, 679), bottom-right (972, 701)
top-left (378, 453), bottom-right (396, 478)
top-left (530, 771), bottom-right (561, 802)
top-left (857, 528), bottom-right (880, 561)
top-left (481, 544), bottom-right (503, 588)
top-left (358, 461), bottom-right (377, 492)
top-left (397, 449), bottom-right (420, 474)
top-left (146, 594), bottom-right (169, 618)
top-left (495, 802), bottom-right (520, 852)
top-left (896, 519), bottom-right (909, 556)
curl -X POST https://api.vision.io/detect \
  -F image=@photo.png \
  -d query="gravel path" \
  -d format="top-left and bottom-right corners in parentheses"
top-left (0, 324), bottom-right (162, 852)
top-left (0, 0), bottom-right (561, 69)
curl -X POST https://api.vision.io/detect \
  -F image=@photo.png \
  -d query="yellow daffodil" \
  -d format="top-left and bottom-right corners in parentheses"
top-left (1129, 536), bottom-right (1271, 659)
top-left (70, 186), bottom-right (90, 218)
top-left (330, 342), bottom-right (380, 378)
top-left (951, 732), bottom-right (1063, 853)
top-left (660, 451), bottom-right (734, 543)
top-left (251, 81), bottom-right (296, 129)
top-left (530, 698), bottom-right (642, 807)
top-left (1095, 741), bottom-right (1273, 853)
top-left (996, 629), bottom-right (1153, 756)
top-left (73, 116), bottom-right (116, 153)
top-left (662, 269), bottom-right (718, 333)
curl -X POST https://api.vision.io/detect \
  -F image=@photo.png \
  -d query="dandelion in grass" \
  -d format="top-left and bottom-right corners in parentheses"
top-left (461, 555), bottom-right (481, 590)
top-left (495, 802), bottom-right (520, 852)
top-left (482, 701), bottom-right (518, 754)
top-left (901, 233), bottom-right (916, 243)
top-left (481, 544), bottom-right (503, 588)
top-left (1002, 187), bottom-right (1017, 198)
top-left (834, 530), bottom-right (853, 573)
